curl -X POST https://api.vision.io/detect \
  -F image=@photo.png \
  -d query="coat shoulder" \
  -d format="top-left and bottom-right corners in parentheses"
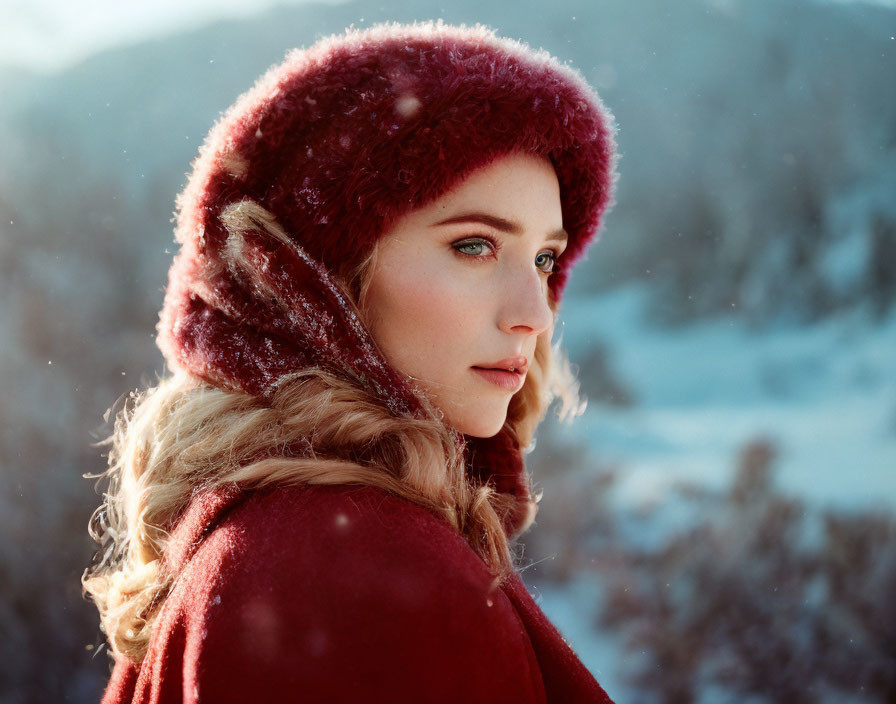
top-left (158, 483), bottom-right (545, 703)
top-left (193, 483), bottom-right (496, 592)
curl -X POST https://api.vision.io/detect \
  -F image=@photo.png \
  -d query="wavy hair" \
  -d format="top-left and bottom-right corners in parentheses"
top-left (82, 202), bottom-right (586, 666)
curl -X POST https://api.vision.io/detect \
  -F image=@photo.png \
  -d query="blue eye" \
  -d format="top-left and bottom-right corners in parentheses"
top-left (452, 235), bottom-right (559, 276)
top-left (454, 240), bottom-right (490, 256)
top-left (535, 251), bottom-right (557, 274)
top-left (452, 234), bottom-right (500, 258)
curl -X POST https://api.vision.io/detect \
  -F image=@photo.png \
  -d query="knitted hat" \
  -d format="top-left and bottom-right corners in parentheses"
top-left (156, 20), bottom-right (619, 538)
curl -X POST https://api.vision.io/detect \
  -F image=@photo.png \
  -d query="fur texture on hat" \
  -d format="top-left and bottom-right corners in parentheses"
top-left (156, 19), bottom-right (619, 538)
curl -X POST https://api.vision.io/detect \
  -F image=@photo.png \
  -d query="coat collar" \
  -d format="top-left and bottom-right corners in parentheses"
top-left (163, 483), bottom-right (246, 577)
top-left (464, 429), bottom-right (538, 540)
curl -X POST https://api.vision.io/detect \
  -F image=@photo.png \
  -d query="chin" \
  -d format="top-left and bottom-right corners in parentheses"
top-left (461, 425), bottom-right (504, 439)
top-left (449, 404), bottom-right (508, 438)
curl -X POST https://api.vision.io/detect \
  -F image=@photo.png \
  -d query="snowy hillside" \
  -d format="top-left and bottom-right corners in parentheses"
top-left (557, 282), bottom-right (896, 513)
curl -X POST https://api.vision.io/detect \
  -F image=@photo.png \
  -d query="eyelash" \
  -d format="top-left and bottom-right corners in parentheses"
top-left (452, 234), bottom-right (561, 275)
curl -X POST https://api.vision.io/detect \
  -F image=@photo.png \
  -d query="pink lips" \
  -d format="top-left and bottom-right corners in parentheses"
top-left (471, 355), bottom-right (528, 392)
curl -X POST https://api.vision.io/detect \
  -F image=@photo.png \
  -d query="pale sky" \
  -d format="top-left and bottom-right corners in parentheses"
top-left (0, 0), bottom-right (348, 74)
top-left (0, 0), bottom-right (892, 74)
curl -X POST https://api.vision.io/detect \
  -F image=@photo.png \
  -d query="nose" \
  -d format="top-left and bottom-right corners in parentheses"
top-left (497, 263), bottom-right (554, 338)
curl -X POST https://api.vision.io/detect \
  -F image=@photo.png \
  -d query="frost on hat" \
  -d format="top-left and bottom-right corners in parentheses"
top-left (156, 19), bottom-right (619, 538)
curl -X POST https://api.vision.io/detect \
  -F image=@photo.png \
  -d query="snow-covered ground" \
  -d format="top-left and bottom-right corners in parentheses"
top-left (555, 282), bottom-right (896, 514)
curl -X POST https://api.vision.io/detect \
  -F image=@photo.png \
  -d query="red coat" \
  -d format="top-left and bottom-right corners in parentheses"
top-left (99, 482), bottom-right (614, 703)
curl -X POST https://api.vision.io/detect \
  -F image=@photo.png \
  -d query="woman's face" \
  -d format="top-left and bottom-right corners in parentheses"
top-left (362, 151), bottom-right (566, 438)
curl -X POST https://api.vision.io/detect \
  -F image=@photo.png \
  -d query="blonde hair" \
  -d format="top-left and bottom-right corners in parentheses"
top-left (82, 201), bottom-right (585, 666)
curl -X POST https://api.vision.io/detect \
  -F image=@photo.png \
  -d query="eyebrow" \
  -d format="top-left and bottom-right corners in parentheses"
top-left (432, 212), bottom-right (569, 243)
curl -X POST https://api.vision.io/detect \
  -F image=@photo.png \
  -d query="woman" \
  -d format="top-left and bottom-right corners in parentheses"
top-left (85, 19), bottom-right (619, 703)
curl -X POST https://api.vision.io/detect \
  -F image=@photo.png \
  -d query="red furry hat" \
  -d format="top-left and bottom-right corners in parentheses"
top-left (156, 19), bottom-right (619, 538)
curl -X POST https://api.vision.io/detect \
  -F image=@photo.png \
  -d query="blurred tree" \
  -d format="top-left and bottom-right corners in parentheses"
top-left (593, 437), bottom-right (896, 703)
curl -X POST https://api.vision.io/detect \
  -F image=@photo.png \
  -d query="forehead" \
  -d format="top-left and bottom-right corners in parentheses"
top-left (392, 151), bottom-right (563, 231)
top-left (436, 151), bottom-right (558, 201)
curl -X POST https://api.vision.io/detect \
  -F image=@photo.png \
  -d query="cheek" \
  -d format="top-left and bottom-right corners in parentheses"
top-left (368, 254), bottom-right (483, 369)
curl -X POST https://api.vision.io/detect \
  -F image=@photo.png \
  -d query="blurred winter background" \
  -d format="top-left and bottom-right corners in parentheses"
top-left (1, 0), bottom-right (894, 701)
